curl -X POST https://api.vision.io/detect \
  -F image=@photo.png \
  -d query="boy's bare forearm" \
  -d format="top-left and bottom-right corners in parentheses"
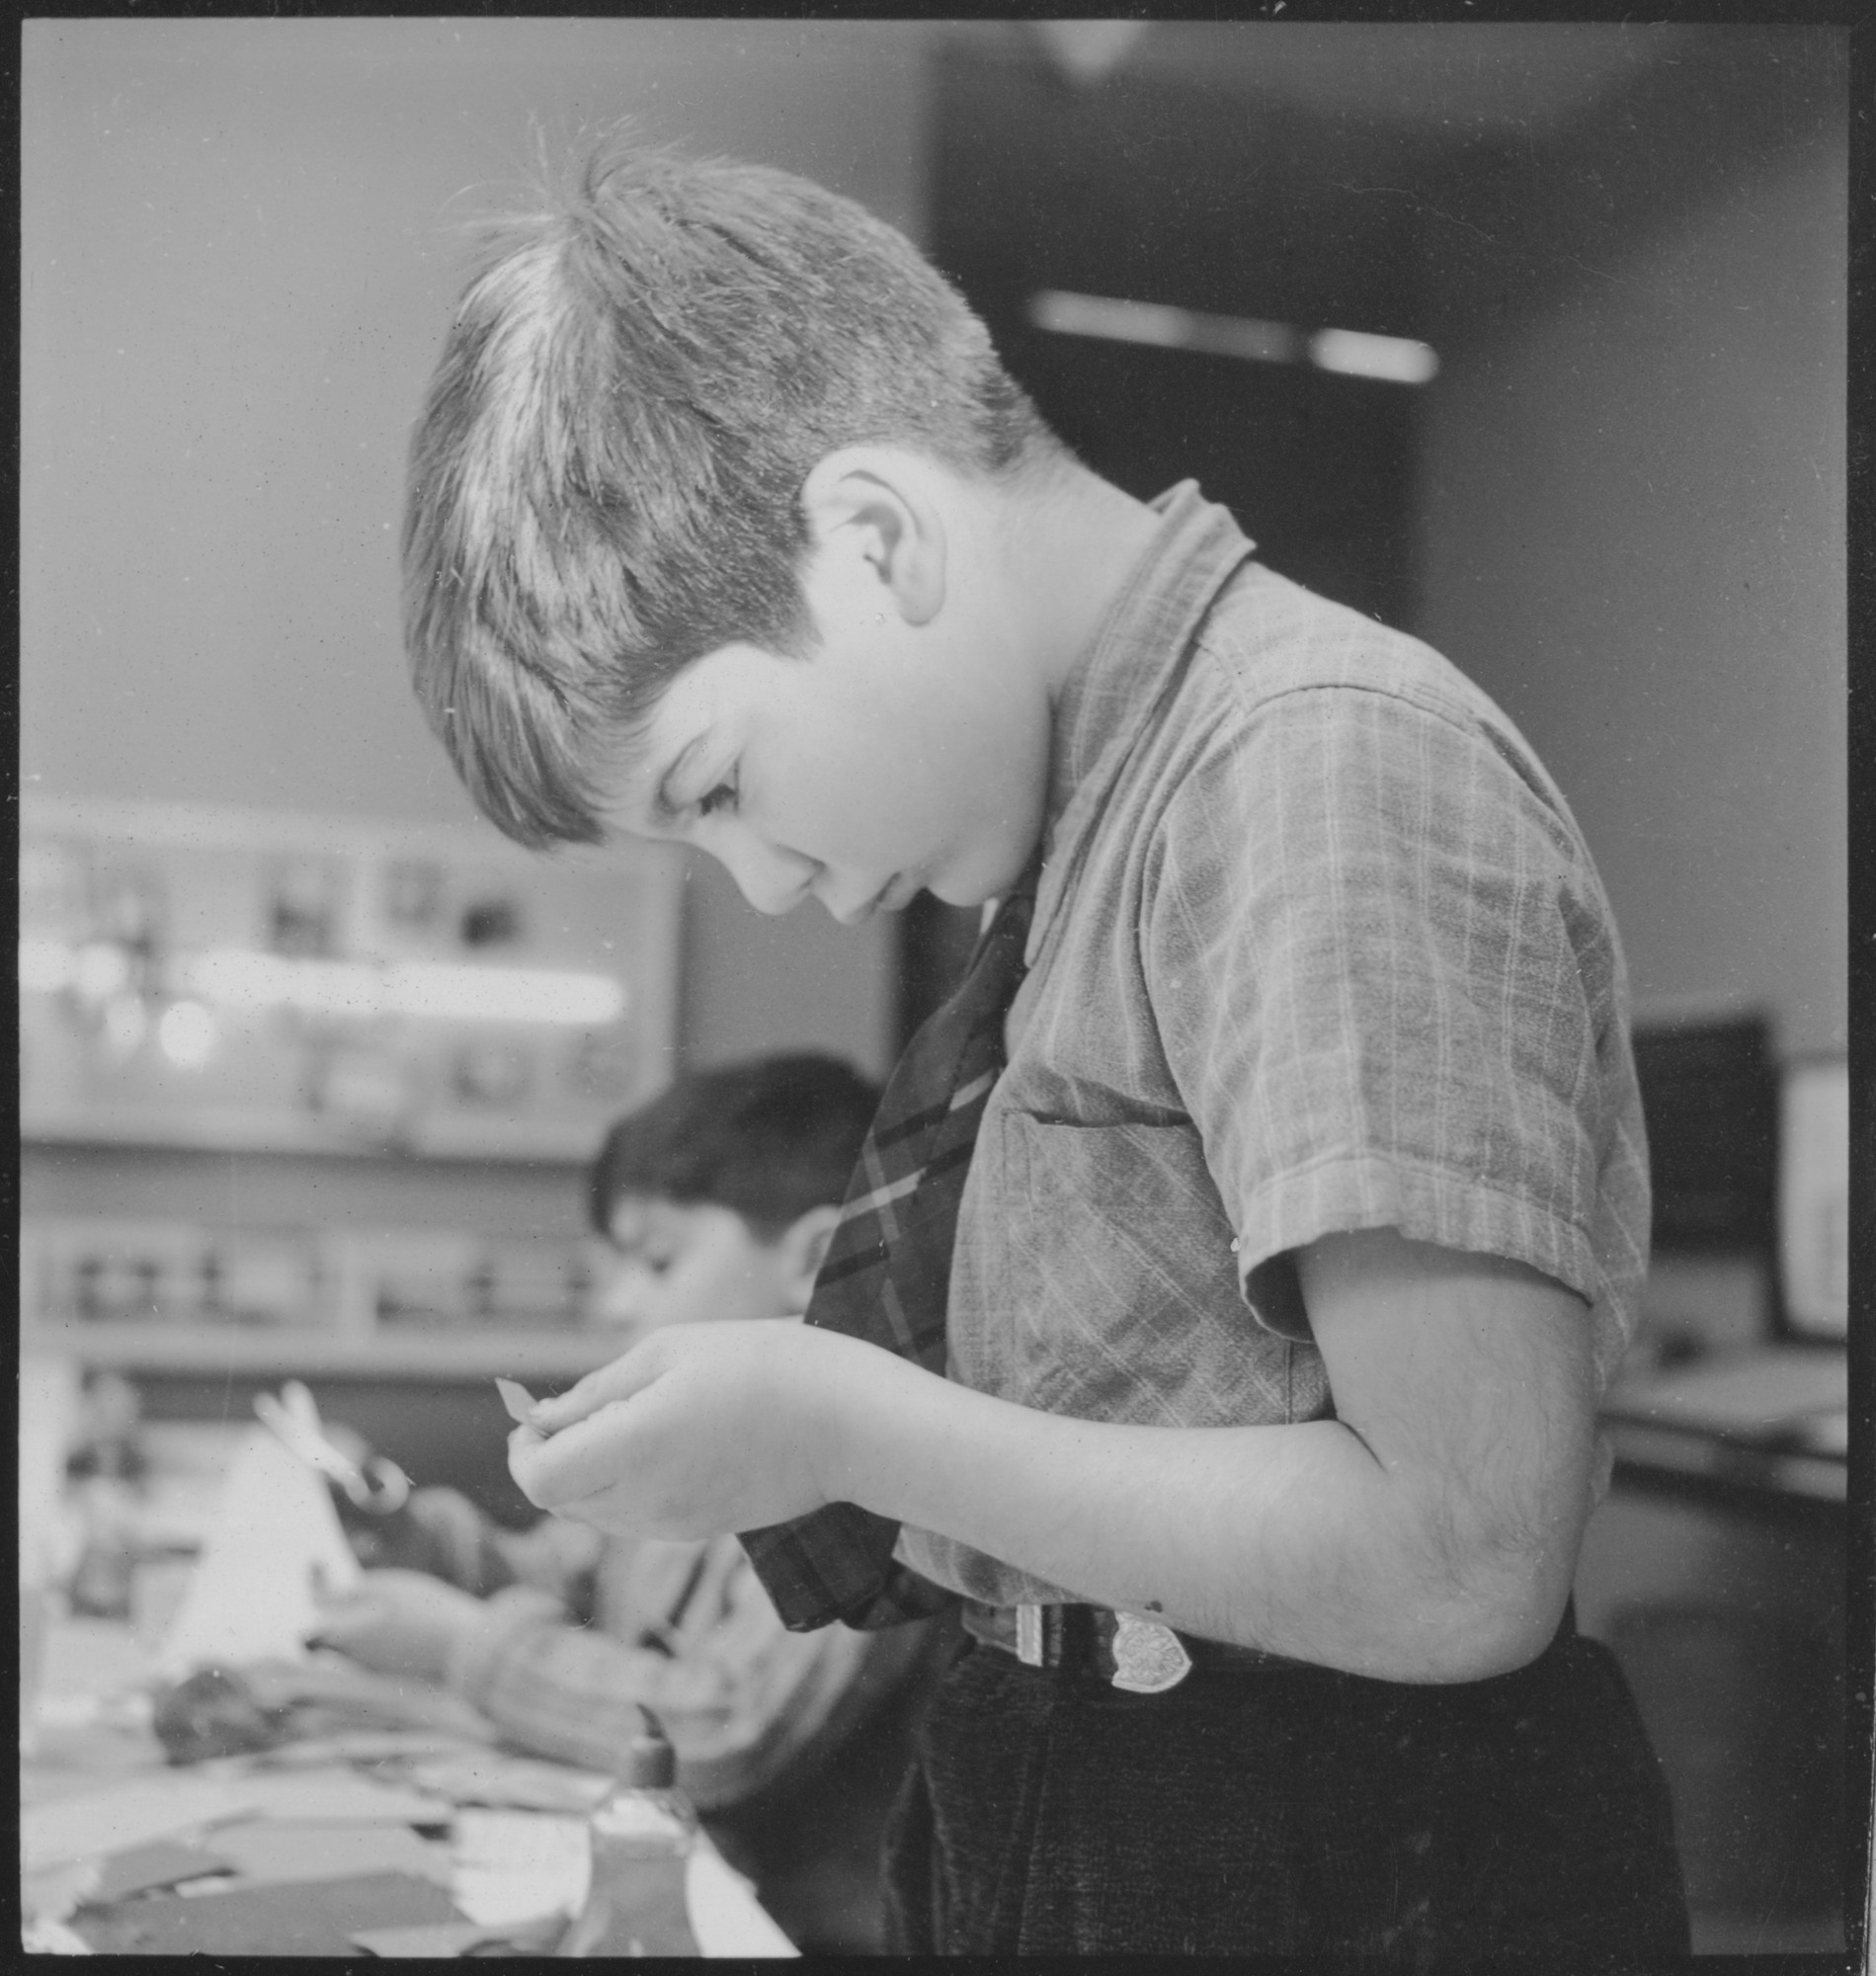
top-left (824, 1357), bottom-right (1528, 1682)
top-left (820, 1232), bottom-right (1596, 1685)
top-left (509, 1234), bottom-right (1593, 1683)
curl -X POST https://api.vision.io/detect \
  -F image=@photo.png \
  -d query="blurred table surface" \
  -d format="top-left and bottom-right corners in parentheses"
top-left (20, 1418), bottom-right (796, 1958)
top-left (1600, 1342), bottom-right (1848, 1506)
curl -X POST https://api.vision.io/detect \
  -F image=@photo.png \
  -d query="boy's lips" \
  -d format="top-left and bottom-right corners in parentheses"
top-left (839, 873), bottom-right (912, 924)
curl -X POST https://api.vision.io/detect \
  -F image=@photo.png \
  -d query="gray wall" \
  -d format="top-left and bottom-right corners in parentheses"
top-left (22, 22), bottom-right (1849, 1120)
top-left (22, 17), bottom-right (932, 1080)
top-left (1416, 34), bottom-right (1846, 1055)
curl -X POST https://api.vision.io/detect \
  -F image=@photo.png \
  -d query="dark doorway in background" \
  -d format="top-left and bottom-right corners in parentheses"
top-left (897, 39), bottom-right (1436, 1044)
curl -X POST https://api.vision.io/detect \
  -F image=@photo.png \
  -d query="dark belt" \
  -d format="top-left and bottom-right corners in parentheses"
top-left (961, 1599), bottom-right (1307, 1690)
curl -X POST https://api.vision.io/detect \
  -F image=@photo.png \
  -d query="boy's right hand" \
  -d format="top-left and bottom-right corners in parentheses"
top-left (512, 1358), bottom-right (642, 1438)
top-left (507, 1321), bottom-right (871, 1540)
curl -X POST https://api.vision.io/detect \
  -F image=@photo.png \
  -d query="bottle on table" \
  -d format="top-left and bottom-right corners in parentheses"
top-left (556, 1708), bottom-right (701, 1958)
top-left (67, 1475), bottom-right (138, 1620)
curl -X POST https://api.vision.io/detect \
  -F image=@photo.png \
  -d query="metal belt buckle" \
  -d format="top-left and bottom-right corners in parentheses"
top-left (1015, 1603), bottom-right (1045, 1667)
top-left (1110, 1612), bottom-right (1193, 1693)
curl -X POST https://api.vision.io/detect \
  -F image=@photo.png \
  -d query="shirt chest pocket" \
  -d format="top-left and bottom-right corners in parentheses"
top-left (963, 1110), bottom-right (1318, 1430)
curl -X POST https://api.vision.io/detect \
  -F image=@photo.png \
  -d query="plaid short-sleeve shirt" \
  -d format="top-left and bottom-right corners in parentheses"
top-left (898, 483), bottom-right (1650, 1609)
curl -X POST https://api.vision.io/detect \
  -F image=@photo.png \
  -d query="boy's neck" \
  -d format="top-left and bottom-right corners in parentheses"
top-left (1005, 463), bottom-right (1167, 704)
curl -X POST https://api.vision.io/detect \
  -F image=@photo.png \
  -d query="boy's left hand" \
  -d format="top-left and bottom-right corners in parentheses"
top-left (310, 1568), bottom-right (489, 1683)
top-left (509, 1321), bottom-right (859, 1539)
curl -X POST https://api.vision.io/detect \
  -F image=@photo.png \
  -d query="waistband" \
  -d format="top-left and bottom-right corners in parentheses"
top-left (960, 1600), bottom-right (1308, 1690)
top-left (960, 1597), bottom-right (1582, 1695)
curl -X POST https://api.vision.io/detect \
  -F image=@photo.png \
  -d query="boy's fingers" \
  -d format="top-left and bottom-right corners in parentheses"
top-left (529, 1367), bottom-right (622, 1427)
top-left (528, 1341), bottom-right (659, 1429)
top-left (508, 1403), bottom-right (642, 1510)
top-left (507, 1423), bottom-right (578, 1509)
top-left (530, 1491), bottom-right (615, 1532)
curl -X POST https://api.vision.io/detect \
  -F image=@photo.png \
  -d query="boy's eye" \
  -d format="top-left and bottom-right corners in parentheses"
top-left (695, 773), bottom-right (739, 820)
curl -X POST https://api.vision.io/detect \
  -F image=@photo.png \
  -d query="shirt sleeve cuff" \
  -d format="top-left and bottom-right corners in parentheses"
top-left (445, 1584), bottom-right (567, 1705)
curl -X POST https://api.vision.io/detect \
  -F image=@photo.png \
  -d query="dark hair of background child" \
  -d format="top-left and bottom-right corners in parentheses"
top-left (588, 1052), bottom-right (880, 1243)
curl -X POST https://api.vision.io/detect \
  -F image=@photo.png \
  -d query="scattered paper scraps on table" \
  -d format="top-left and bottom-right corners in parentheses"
top-left (86, 1837), bottom-right (239, 1905)
top-left (450, 1807), bottom-right (593, 1928)
top-left (25, 1839), bottom-right (237, 1931)
top-left (350, 1910), bottom-right (570, 1957)
top-left (203, 1817), bottom-right (455, 1891)
top-left (68, 1869), bottom-right (461, 1957)
top-left (403, 1746), bottom-right (615, 1812)
top-left (247, 1726), bottom-right (495, 1770)
top-left (199, 1762), bottom-right (455, 1827)
top-left (685, 1841), bottom-right (801, 1958)
top-left (21, 1916), bottom-right (94, 1954)
top-left (22, 1771), bottom-right (260, 1874)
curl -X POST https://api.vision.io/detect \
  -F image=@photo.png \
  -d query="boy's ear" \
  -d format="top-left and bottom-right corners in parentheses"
top-left (798, 450), bottom-right (946, 628)
top-left (778, 1203), bottom-right (843, 1309)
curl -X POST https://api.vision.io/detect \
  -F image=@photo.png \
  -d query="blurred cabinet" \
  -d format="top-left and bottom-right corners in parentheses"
top-left (901, 39), bottom-right (1437, 1038)
top-left (20, 798), bottom-right (682, 1377)
top-left (1576, 1471), bottom-right (1847, 1953)
top-left (930, 39), bottom-right (1428, 630)
top-left (22, 796), bottom-right (681, 1159)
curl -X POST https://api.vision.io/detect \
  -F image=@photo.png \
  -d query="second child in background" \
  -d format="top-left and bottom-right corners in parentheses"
top-left (311, 1053), bottom-right (951, 1955)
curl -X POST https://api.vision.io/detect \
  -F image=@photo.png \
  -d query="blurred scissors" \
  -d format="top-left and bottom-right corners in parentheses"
top-left (253, 1380), bottom-right (411, 1514)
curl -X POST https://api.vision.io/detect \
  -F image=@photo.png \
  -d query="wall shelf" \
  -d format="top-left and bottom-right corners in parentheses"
top-left (21, 1112), bottom-right (600, 1165)
top-left (22, 1319), bottom-right (625, 1382)
top-left (20, 796), bottom-right (684, 1163)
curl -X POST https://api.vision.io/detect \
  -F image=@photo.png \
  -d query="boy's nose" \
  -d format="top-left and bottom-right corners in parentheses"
top-left (714, 833), bottom-right (817, 917)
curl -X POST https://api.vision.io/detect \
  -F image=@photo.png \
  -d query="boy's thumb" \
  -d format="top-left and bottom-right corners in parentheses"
top-left (529, 1370), bottom-right (611, 1429)
top-left (526, 1391), bottom-right (570, 1430)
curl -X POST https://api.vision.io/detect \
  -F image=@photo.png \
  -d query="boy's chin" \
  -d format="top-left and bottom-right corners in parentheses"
top-left (932, 865), bottom-right (1030, 911)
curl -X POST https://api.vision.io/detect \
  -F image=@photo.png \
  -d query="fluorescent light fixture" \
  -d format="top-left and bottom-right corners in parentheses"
top-left (385, 961), bottom-right (626, 1027)
top-left (1031, 289), bottom-right (1301, 366)
top-left (158, 1000), bottom-right (218, 1068)
top-left (181, 948), bottom-right (626, 1027)
top-left (23, 940), bottom-right (629, 1027)
top-left (188, 950), bottom-right (383, 1019)
top-left (1310, 327), bottom-right (1439, 385)
top-left (1029, 289), bottom-right (1436, 385)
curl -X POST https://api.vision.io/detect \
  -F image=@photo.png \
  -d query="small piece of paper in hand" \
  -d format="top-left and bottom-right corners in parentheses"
top-left (495, 1377), bottom-right (536, 1426)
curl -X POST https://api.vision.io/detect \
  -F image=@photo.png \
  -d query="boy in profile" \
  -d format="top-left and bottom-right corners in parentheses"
top-left (397, 137), bottom-right (1688, 1957)
top-left (313, 1053), bottom-right (946, 1955)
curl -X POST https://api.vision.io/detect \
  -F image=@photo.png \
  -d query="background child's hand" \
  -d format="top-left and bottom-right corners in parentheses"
top-left (309, 1567), bottom-right (489, 1683)
top-left (508, 1320), bottom-right (855, 1539)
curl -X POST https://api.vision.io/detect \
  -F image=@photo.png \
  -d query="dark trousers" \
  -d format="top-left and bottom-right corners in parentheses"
top-left (882, 1621), bottom-right (1689, 1962)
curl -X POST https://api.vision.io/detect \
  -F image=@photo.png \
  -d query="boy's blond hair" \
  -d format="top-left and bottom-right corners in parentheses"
top-left (403, 134), bottom-right (1065, 850)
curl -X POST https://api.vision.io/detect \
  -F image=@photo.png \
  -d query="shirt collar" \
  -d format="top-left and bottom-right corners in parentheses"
top-left (1028, 481), bottom-right (1258, 961)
